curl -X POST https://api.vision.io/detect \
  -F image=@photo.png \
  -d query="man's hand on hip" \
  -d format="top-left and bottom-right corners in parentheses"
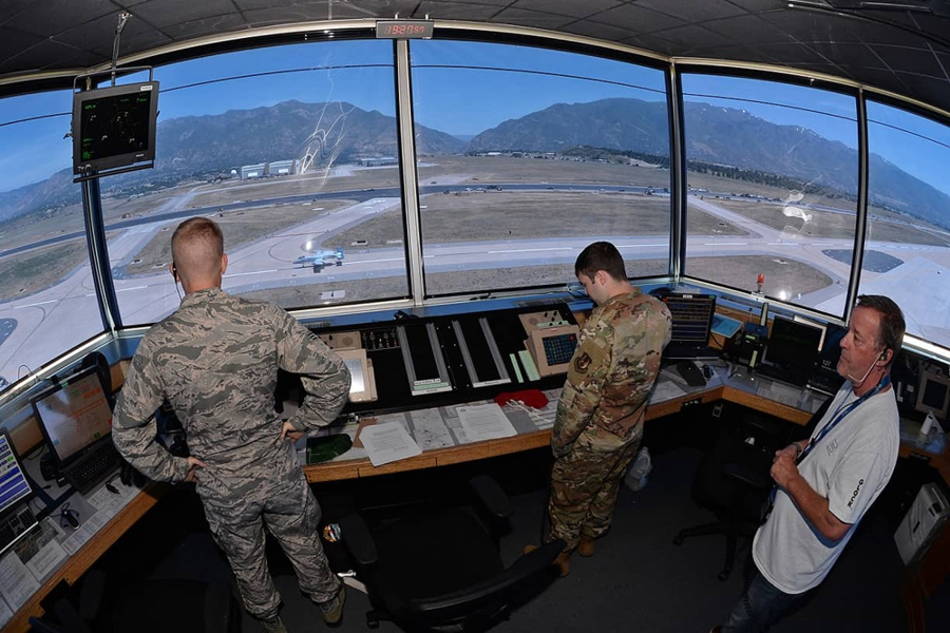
top-left (280, 420), bottom-right (305, 442)
top-left (184, 456), bottom-right (207, 482)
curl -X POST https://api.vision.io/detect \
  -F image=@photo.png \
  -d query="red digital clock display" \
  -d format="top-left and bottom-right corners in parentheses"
top-left (375, 20), bottom-right (434, 39)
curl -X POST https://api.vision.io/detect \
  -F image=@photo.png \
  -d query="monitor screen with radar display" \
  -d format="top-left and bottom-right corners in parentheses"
top-left (72, 80), bottom-right (159, 176)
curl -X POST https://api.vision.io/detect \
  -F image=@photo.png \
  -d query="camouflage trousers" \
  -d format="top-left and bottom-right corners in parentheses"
top-left (546, 426), bottom-right (642, 551)
top-left (200, 467), bottom-right (340, 620)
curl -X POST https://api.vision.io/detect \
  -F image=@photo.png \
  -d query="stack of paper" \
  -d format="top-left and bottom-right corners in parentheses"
top-left (359, 422), bottom-right (422, 467)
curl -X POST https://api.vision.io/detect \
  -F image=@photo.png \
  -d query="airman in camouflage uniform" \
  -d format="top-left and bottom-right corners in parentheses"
top-left (113, 218), bottom-right (350, 631)
top-left (544, 242), bottom-right (671, 573)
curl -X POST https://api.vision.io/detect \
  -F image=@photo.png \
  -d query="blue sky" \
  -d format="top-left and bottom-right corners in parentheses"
top-left (1, 38), bottom-right (947, 198)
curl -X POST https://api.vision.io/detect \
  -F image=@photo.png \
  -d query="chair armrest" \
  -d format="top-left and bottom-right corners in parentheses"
top-left (408, 538), bottom-right (564, 617)
top-left (469, 475), bottom-right (511, 520)
top-left (339, 514), bottom-right (378, 566)
top-left (723, 461), bottom-right (770, 489)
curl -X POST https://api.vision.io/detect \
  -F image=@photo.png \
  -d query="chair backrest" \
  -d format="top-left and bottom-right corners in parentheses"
top-left (407, 539), bottom-right (563, 626)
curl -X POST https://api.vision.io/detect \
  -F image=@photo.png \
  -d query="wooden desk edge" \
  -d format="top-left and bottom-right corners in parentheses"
top-left (6, 486), bottom-right (163, 633)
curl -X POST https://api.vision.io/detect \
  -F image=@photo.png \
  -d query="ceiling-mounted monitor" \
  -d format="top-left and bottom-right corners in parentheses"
top-left (72, 80), bottom-right (158, 179)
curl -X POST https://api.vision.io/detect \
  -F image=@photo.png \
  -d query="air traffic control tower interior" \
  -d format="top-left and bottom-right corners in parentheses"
top-left (0, 2), bottom-right (949, 632)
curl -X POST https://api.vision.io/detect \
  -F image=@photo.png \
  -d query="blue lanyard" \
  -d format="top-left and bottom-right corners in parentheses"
top-left (796, 375), bottom-right (891, 465)
top-left (761, 374), bottom-right (890, 524)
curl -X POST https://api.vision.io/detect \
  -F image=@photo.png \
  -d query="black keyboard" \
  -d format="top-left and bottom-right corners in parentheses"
top-left (63, 441), bottom-right (120, 494)
top-left (755, 362), bottom-right (807, 387)
top-left (0, 505), bottom-right (37, 553)
top-left (664, 342), bottom-right (719, 360)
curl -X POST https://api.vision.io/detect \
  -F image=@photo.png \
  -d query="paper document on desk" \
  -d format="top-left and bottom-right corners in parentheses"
top-left (756, 380), bottom-right (801, 408)
top-left (409, 409), bottom-right (456, 450)
top-left (0, 592), bottom-right (12, 629)
top-left (359, 421), bottom-right (422, 467)
top-left (457, 403), bottom-right (518, 442)
top-left (650, 378), bottom-right (687, 403)
top-left (0, 549), bottom-right (40, 611)
top-left (13, 520), bottom-right (67, 583)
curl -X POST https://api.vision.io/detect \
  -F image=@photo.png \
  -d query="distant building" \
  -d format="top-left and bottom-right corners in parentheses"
top-left (268, 159), bottom-right (296, 176)
top-left (240, 163), bottom-right (266, 179)
top-left (358, 156), bottom-right (397, 167)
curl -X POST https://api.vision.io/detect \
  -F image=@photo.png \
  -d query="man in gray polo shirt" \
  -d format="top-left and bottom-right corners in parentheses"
top-left (714, 295), bottom-right (905, 633)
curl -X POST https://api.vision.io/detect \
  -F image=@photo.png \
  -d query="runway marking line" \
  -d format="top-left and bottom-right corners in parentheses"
top-left (223, 269), bottom-right (278, 278)
top-left (14, 300), bottom-right (57, 309)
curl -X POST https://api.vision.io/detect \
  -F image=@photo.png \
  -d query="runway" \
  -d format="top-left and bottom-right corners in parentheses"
top-left (0, 186), bottom-right (948, 383)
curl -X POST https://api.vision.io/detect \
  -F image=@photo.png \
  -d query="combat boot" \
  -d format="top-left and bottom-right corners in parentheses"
top-left (258, 615), bottom-right (287, 633)
top-left (317, 584), bottom-right (346, 625)
top-left (522, 544), bottom-right (572, 577)
top-left (578, 535), bottom-right (595, 557)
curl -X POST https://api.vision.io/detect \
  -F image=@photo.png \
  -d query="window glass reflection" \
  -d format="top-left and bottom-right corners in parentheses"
top-left (682, 75), bottom-right (859, 317)
top-left (0, 92), bottom-right (100, 387)
top-left (409, 41), bottom-right (671, 296)
top-left (864, 102), bottom-right (950, 348)
top-left (106, 40), bottom-right (407, 326)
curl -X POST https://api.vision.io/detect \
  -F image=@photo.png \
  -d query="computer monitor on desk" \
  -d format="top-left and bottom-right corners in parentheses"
top-left (662, 293), bottom-right (717, 359)
top-left (916, 367), bottom-right (950, 422)
top-left (0, 431), bottom-right (38, 554)
top-left (33, 366), bottom-right (119, 493)
top-left (758, 316), bottom-right (823, 387)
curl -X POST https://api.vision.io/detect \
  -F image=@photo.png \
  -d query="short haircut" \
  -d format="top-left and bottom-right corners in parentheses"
top-left (574, 241), bottom-right (627, 281)
top-left (856, 294), bottom-right (905, 356)
top-left (172, 217), bottom-right (223, 257)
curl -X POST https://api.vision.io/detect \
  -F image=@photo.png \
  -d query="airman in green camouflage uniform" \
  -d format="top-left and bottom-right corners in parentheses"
top-left (113, 218), bottom-right (350, 632)
top-left (545, 242), bottom-right (671, 574)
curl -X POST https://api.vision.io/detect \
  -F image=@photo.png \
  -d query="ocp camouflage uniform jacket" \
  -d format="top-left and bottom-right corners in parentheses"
top-left (552, 289), bottom-right (671, 455)
top-left (113, 287), bottom-right (350, 490)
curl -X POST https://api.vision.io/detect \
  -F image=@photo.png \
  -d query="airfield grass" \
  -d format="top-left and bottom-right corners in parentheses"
top-left (0, 154), bottom-right (939, 299)
top-left (0, 241), bottom-right (87, 301)
top-left (4, 154), bottom-right (945, 255)
top-left (238, 254), bottom-right (832, 308)
top-left (124, 200), bottom-right (352, 275)
top-left (331, 191), bottom-right (745, 248)
top-left (702, 198), bottom-right (950, 246)
top-left (186, 170), bottom-right (400, 208)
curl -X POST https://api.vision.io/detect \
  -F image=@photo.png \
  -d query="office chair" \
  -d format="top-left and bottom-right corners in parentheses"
top-left (29, 533), bottom-right (241, 633)
top-left (673, 412), bottom-right (788, 581)
top-left (340, 474), bottom-right (564, 632)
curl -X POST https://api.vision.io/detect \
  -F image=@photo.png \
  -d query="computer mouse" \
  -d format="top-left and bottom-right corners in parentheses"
top-left (65, 511), bottom-right (80, 529)
top-left (702, 364), bottom-right (714, 380)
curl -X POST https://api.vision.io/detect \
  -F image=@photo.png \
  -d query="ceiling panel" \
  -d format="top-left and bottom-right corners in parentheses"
top-left (128, 0), bottom-right (238, 29)
top-left (490, 8), bottom-right (575, 30)
top-left (587, 4), bottom-right (689, 34)
top-left (634, 0), bottom-right (749, 23)
top-left (417, 2), bottom-right (503, 21)
top-left (510, 0), bottom-right (624, 19)
top-left (3, 0), bottom-right (115, 36)
top-left (0, 0), bottom-right (945, 114)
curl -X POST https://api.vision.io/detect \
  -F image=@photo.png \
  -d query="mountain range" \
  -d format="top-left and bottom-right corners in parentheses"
top-left (1, 97), bottom-right (946, 230)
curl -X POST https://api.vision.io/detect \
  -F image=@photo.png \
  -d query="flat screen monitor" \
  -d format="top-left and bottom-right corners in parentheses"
top-left (764, 315), bottom-right (823, 370)
top-left (33, 367), bottom-right (113, 466)
top-left (663, 293), bottom-right (716, 343)
top-left (793, 314), bottom-right (827, 352)
top-left (916, 368), bottom-right (950, 421)
top-left (72, 81), bottom-right (159, 174)
top-left (0, 431), bottom-right (32, 517)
